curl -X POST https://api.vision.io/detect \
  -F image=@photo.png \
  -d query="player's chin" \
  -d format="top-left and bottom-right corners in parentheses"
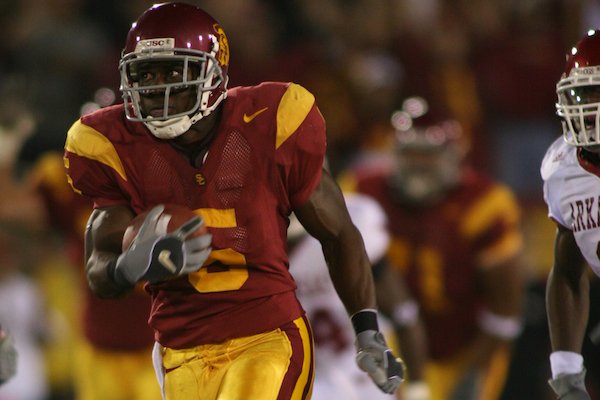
top-left (141, 99), bottom-right (194, 119)
top-left (139, 103), bottom-right (179, 118)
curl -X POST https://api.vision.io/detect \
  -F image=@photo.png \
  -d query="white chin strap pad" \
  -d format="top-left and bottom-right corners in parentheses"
top-left (145, 115), bottom-right (194, 139)
top-left (145, 109), bottom-right (209, 139)
top-left (143, 90), bottom-right (226, 139)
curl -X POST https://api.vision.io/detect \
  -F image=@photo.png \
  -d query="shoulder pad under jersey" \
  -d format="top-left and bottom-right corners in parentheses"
top-left (541, 136), bottom-right (576, 182)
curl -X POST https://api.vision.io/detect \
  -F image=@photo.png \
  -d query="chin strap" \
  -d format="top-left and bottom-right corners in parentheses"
top-left (145, 114), bottom-right (196, 139)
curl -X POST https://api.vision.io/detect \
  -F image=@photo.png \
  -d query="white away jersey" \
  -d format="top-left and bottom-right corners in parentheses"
top-left (541, 136), bottom-right (600, 275)
top-left (289, 192), bottom-right (394, 400)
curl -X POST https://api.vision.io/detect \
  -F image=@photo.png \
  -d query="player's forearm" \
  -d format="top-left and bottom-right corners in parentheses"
top-left (546, 268), bottom-right (589, 352)
top-left (87, 252), bottom-right (131, 298)
top-left (478, 258), bottom-right (524, 349)
top-left (85, 206), bottom-right (135, 297)
top-left (323, 229), bottom-right (377, 314)
top-left (463, 329), bottom-right (512, 371)
top-left (374, 261), bottom-right (427, 380)
top-left (394, 320), bottom-right (428, 381)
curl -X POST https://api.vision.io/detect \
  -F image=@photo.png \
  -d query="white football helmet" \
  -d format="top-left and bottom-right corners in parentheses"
top-left (556, 29), bottom-right (600, 147)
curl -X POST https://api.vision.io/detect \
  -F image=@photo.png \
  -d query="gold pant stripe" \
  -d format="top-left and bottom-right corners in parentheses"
top-left (162, 320), bottom-right (313, 399)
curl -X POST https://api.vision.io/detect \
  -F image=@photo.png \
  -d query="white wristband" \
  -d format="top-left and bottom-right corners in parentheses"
top-left (392, 300), bottom-right (419, 327)
top-left (404, 381), bottom-right (431, 400)
top-left (478, 309), bottom-right (522, 340)
top-left (550, 351), bottom-right (584, 379)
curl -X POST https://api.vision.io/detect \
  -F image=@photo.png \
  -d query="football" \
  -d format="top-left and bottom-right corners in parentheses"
top-left (122, 204), bottom-right (208, 251)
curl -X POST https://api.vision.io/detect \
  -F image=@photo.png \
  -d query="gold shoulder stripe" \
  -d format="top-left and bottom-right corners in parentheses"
top-left (477, 230), bottom-right (523, 269)
top-left (64, 156), bottom-right (82, 195)
top-left (30, 152), bottom-right (72, 199)
top-left (460, 185), bottom-right (520, 239)
top-left (66, 175), bottom-right (82, 195)
top-left (276, 83), bottom-right (315, 149)
top-left (336, 172), bottom-right (358, 193)
top-left (64, 120), bottom-right (127, 181)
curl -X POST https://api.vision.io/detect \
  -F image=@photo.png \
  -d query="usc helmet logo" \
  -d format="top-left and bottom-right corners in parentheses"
top-left (213, 24), bottom-right (229, 65)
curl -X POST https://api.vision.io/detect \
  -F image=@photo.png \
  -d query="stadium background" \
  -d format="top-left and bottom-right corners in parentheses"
top-left (0, 1), bottom-right (598, 399)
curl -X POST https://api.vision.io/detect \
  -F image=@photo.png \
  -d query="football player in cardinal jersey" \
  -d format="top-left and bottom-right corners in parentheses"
top-left (341, 96), bottom-right (525, 400)
top-left (541, 29), bottom-right (600, 400)
top-left (288, 192), bottom-right (428, 400)
top-left (62, 2), bottom-right (403, 399)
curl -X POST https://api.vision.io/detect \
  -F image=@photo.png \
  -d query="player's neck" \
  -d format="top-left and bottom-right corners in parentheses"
top-left (173, 108), bottom-right (222, 148)
top-left (170, 109), bottom-right (222, 167)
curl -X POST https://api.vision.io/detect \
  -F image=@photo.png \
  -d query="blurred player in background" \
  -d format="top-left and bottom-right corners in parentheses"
top-left (0, 78), bottom-right (52, 400)
top-left (342, 96), bottom-right (525, 400)
top-left (0, 324), bottom-right (17, 386)
top-left (541, 29), bottom-right (600, 399)
top-left (63, 2), bottom-right (404, 398)
top-left (0, 229), bottom-right (50, 400)
top-left (288, 192), bottom-right (429, 400)
top-left (31, 150), bottom-right (161, 400)
top-left (0, 72), bottom-right (160, 399)
top-left (0, 178), bottom-right (48, 400)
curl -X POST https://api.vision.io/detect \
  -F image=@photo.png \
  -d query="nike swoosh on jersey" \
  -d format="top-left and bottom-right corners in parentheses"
top-left (243, 107), bottom-right (269, 123)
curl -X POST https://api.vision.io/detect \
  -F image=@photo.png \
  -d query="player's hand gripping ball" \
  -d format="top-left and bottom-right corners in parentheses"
top-left (114, 204), bottom-right (212, 287)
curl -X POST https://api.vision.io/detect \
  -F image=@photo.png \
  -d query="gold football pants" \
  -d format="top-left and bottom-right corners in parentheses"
top-left (424, 346), bottom-right (511, 400)
top-left (155, 317), bottom-right (314, 400)
top-left (75, 339), bottom-right (161, 400)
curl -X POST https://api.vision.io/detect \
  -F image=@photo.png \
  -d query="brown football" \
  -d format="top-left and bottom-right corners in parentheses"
top-left (122, 204), bottom-right (208, 251)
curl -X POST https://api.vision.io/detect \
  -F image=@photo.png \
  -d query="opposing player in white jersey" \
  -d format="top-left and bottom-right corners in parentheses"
top-left (541, 29), bottom-right (600, 400)
top-left (289, 192), bottom-right (426, 400)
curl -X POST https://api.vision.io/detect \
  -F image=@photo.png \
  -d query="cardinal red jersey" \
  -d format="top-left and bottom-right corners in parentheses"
top-left (32, 152), bottom-right (154, 350)
top-left (347, 166), bottom-right (522, 360)
top-left (64, 82), bottom-right (326, 348)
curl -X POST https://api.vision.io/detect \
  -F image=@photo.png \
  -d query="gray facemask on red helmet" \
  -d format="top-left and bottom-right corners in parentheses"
top-left (119, 2), bottom-right (230, 139)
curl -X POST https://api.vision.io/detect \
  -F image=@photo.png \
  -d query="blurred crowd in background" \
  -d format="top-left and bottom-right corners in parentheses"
top-left (0, 0), bottom-right (599, 399)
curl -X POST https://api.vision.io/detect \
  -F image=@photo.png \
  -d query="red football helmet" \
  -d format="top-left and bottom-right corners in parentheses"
top-left (388, 96), bottom-right (465, 204)
top-left (556, 29), bottom-right (600, 147)
top-left (119, 2), bottom-right (230, 139)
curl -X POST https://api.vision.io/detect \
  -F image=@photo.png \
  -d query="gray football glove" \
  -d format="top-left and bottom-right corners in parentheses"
top-left (355, 330), bottom-right (405, 394)
top-left (113, 205), bottom-right (212, 286)
top-left (0, 331), bottom-right (17, 384)
top-left (548, 369), bottom-right (591, 400)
